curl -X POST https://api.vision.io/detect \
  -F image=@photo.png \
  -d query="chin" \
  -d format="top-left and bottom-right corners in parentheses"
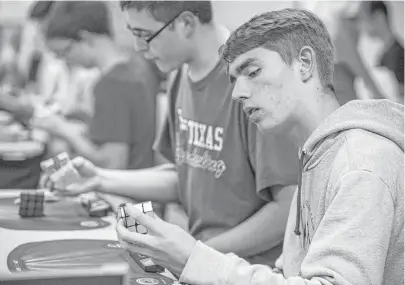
top-left (257, 117), bottom-right (286, 133)
top-left (155, 61), bottom-right (175, 73)
top-left (156, 59), bottom-right (185, 73)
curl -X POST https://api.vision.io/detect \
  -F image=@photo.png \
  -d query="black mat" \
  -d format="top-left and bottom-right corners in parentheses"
top-left (0, 197), bottom-right (109, 231)
top-left (7, 239), bottom-right (175, 284)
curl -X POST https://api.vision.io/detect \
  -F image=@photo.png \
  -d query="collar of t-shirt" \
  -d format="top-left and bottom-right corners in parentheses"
top-left (187, 60), bottom-right (226, 92)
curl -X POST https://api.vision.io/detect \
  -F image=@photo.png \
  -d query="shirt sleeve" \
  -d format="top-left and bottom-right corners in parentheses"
top-left (152, 69), bottom-right (183, 163)
top-left (153, 114), bottom-right (175, 163)
top-left (180, 170), bottom-right (396, 285)
top-left (88, 78), bottom-right (135, 144)
top-left (241, 108), bottom-right (299, 200)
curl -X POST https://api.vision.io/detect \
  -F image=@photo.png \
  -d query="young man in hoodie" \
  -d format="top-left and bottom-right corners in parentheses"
top-left (116, 8), bottom-right (404, 285)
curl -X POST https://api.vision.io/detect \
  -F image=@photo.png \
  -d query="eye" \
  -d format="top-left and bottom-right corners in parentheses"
top-left (229, 76), bottom-right (236, 84)
top-left (248, 68), bottom-right (261, 79)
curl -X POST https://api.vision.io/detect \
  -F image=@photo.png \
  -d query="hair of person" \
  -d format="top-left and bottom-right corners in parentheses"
top-left (29, 1), bottom-right (55, 21)
top-left (119, 1), bottom-right (213, 24)
top-left (368, 1), bottom-right (390, 21)
top-left (45, 1), bottom-right (112, 41)
top-left (220, 8), bottom-right (335, 93)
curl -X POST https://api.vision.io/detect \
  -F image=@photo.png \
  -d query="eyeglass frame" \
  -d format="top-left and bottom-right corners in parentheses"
top-left (127, 11), bottom-right (183, 49)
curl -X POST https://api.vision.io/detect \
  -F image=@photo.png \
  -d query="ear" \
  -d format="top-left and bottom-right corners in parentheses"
top-left (177, 11), bottom-right (197, 38)
top-left (78, 30), bottom-right (93, 44)
top-left (298, 46), bottom-right (316, 82)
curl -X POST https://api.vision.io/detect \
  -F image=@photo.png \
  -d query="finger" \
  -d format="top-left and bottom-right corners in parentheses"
top-left (45, 179), bottom-right (55, 191)
top-left (39, 174), bottom-right (52, 189)
top-left (125, 204), bottom-right (162, 233)
top-left (118, 239), bottom-right (151, 257)
top-left (59, 179), bottom-right (98, 196)
top-left (71, 156), bottom-right (86, 169)
top-left (116, 220), bottom-right (151, 247)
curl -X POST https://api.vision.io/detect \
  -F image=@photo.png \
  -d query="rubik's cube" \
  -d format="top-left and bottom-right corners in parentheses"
top-left (19, 192), bottom-right (45, 217)
top-left (40, 152), bottom-right (81, 190)
top-left (117, 201), bottom-right (154, 234)
top-left (117, 202), bottom-right (165, 273)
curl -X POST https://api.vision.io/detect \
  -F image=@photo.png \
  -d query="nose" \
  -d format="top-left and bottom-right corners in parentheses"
top-left (232, 78), bottom-right (251, 102)
top-left (143, 52), bottom-right (154, 60)
top-left (133, 38), bottom-right (148, 53)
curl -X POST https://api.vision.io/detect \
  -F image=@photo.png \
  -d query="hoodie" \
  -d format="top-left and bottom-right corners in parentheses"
top-left (179, 99), bottom-right (404, 285)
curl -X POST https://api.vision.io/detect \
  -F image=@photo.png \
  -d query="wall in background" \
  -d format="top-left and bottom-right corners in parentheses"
top-left (0, 1), bottom-right (32, 25)
top-left (212, 1), bottom-right (293, 30)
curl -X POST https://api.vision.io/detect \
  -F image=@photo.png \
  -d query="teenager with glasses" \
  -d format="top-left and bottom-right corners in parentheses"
top-left (44, 0), bottom-right (299, 268)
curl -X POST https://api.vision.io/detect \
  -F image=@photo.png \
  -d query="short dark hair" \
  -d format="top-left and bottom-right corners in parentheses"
top-left (220, 8), bottom-right (334, 92)
top-left (120, 1), bottom-right (213, 24)
top-left (29, 1), bottom-right (54, 21)
top-left (45, 1), bottom-right (112, 41)
top-left (367, 1), bottom-right (390, 21)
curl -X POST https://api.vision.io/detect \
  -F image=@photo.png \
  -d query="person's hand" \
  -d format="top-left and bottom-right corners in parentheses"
top-left (40, 156), bottom-right (102, 196)
top-left (31, 113), bottom-right (70, 138)
top-left (116, 204), bottom-right (197, 276)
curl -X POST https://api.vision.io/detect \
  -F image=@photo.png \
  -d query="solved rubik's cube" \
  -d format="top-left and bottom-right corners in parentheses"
top-left (117, 201), bottom-right (154, 234)
top-left (40, 152), bottom-right (81, 190)
top-left (19, 192), bottom-right (45, 217)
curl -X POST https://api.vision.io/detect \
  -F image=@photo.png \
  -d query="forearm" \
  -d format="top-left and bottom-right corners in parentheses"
top-left (205, 185), bottom-right (294, 257)
top-left (0, 94), bottom-right (34, 122)
top-left (98, 163), bottom-right (179, 204)
top-left (64, 131), bottom-right (106, 167)
top-left (181, 242), bottom-right (323, 285)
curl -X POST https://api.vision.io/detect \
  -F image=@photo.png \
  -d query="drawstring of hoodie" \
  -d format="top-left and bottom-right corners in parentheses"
top-left (294, 148), bottom-right (305, 236)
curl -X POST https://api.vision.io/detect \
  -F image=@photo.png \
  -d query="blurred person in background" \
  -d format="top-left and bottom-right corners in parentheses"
top-left (18, 1), bottom-right (68, 104)
top-left (18, 1), bottom-right (100, 122)
top-left (359, 1), bottom-right (404, 104)
top-left (305, 1), bottom-right (396, 105)
top-left (32, 1), bottom-right (159, 172)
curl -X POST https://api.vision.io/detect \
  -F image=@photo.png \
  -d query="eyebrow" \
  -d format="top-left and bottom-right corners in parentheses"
top-left (126, 24), bottom-right (152, 34)
top-left (235, 58), bottom-right (258, 75)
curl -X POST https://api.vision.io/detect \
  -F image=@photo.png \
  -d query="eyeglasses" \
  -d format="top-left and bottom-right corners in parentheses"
top-left (49, 39), bottom-right (76, 59)
top-left (127, 12), bottom-right (183, 50)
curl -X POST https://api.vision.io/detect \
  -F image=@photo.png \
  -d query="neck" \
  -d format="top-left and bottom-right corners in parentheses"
top-left (187, 23), bottom-right (229, 82)
top-left (379, 29), bottom-right (395, 48)
top-left (95, 40), bottom-right (129, 74)
top-left (287, 89), bottom-right (340, 149)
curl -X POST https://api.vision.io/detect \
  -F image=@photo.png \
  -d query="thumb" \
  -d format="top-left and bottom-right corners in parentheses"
top-left (71, 156), bottom-right (87, 170)
top-left (63, 178), bottom-right (99, 196)
top-left (71, 156), bottom-right (95, 176)
top-left (125, 203), bottom-right (161, 233)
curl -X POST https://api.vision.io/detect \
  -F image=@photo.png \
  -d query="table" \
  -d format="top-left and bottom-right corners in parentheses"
top-left (0, 190), bottom-right (177, 284)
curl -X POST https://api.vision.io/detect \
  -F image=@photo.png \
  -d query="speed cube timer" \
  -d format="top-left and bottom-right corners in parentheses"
top-left (88, 199), bottom-right (111, 217)
top-left (129, 252), bottom-right (165, 273)
top-left (19, 192), bottom-right (45, 217)
top-left (117, 201), bottom-right (154, 234)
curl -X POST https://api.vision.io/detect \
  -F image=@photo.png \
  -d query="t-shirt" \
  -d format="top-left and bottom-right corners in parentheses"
top-left (155, 61), bottom-right (299, 265)
top-left (379, 40), bottom-right (404, 85)
top-left (89, 55), bottom-right (159, 170)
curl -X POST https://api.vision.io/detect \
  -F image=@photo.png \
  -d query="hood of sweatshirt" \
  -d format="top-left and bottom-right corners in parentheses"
top-left (294, 99), bottom-right (404, 235)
